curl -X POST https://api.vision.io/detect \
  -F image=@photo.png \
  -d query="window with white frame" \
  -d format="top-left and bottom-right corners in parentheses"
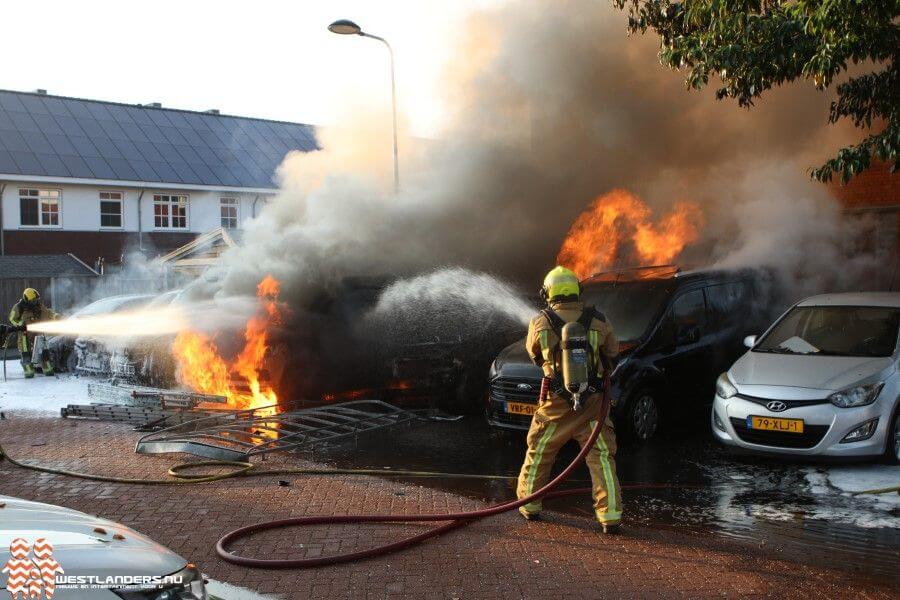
top-left (99, 191), bottom-right (123, 228)
top-left (220, 197), bottom-right (239, 229)
top-left (19, 188), bottom-right (61, 227)
top-left (153, 194), bottom-right (188, 229)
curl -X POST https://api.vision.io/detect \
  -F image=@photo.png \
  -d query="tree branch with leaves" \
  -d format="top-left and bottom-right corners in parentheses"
top-left (613, 0), bottom-right (899, 182)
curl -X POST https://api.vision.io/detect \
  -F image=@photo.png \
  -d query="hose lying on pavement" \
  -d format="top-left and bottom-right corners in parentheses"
top-left (1, 379), bottom-right (654, 569)
top-left (215, 380), bottom-right (615, 569)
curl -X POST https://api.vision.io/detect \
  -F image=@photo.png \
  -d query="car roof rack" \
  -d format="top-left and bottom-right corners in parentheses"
top-left (585, 265), bottom-right (681, 284)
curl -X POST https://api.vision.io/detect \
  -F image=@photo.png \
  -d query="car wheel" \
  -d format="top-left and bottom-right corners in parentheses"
top-left (886, 408), bottom-right (900, 465)
top-left (623, 389), bottom-right (660, 443)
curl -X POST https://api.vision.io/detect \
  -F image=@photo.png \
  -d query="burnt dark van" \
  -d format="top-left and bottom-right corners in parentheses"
top-left (486, 266), bottom-right (774, 442)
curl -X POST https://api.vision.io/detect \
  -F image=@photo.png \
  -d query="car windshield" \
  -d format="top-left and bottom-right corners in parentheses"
top-left (755, 305), bottom-right (899, 357)
top-left (581, 281), bottom-right (672, 343)
top-left (73, 295), bottom-right (152, 317)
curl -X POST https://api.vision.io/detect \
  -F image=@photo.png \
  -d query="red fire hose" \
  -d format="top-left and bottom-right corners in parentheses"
top-left (215, 378), bottom-right (613, 569)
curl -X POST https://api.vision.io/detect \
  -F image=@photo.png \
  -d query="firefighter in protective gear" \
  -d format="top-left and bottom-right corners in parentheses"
top-left (516, 266), bottom-right (623, 533)
top-left (8, 288), bottom-right (59, 378)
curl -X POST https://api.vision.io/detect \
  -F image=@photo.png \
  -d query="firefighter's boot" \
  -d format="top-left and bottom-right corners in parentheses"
top-left (601, 522), bottom-right (621, 535)
top-left (23, 362), bottom-right (35, 378)
top-left (42, 360), bottom-right (55, 376)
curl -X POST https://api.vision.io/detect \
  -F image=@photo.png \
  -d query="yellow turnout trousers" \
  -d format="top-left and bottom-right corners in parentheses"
top-left (516, 391), bottom-right (622, 524)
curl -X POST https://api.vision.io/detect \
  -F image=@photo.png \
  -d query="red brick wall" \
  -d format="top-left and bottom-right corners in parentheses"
top-left (829, 160), bottom-right (899, 209)
top-left (1, 230), bottom-right (196, 265)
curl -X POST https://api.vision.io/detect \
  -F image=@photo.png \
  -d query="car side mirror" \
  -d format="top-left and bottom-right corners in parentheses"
top-left (743, 335), bottom-right (757, 348)
top-left (676, 324), bottom-right (700, 346)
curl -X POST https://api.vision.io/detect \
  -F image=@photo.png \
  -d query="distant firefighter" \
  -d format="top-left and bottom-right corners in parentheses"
top-left (7, 288), bottom-right (59, 378)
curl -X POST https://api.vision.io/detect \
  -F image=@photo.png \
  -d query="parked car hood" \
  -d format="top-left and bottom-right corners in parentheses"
top-left (0, 496), bottom-right (186, 578)
top-left (494, 338), bottom-right (636, 379)
top-left (730, 351), bottom-right (893, 392)
top-left (494, 339), bottom-right (542, 379)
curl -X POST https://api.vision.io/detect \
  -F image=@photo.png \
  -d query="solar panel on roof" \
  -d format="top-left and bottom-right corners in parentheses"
top-left (10, 151), bottom-right (42, 173)
top-left (68, 135), bottom-right (101, 157)
top-left (0, 90), bottom-right (315, 187)
top-left (113, 140), bottom-right (144, 161)
top-left (91, 138), bottom-right (123, 159)
top-left (129, 159), bottom-right (159, 181)
top-left (148, 161), bottom-right (178, 181)
top-left (59, 154), bottom-right (94, 178)
top-left (120, 122), bottom-right (149, 143)
top-left (0, 93), bottom-right (27, 112)
top-left (55, 115), bottom-right (86, 137)
top-left (35, 153), bottom-right (70, 177)
top-left (85, 102), bottom-right (113, 120)
top-left (170, 161), bottom-right (201, 184)
top-left (98, 119), bottom-right (129, 141)
top-left (41, 97), bottom-right (72, 117)
top-left (165, 111), bottom-right (190, 129)
top-left (75, 117), bottom-right (106, 138)
top-left (63, 101), bottom-right (93, 119)
top-left (24, 132), bottom-right (54, 155)
top-left (33, 113), bottom-right (63, 135)
top-left (82, 156), bottom-right (116, 179)
top-left (45, 134), bottom-right (78, 156)
top-left (133, 141), bottom-right (163, 162)
top-left (105, 157), bottom-right (138, 180)
top-left (0, 151), bottom-right (20, 173)
top-left (1, 129), bottom-right (30, 152)
top-left (9, 111), bottom-right (41, 132)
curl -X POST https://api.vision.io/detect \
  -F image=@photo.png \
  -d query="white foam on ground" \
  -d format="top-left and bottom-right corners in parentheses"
top-left (0, 361), bottom-right (90, 416)
top-left (802, 465), bottom-right (900, 529)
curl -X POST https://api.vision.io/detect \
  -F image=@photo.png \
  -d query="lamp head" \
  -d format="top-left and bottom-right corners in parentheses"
top-left (328, 19), bottom-right (362, 35)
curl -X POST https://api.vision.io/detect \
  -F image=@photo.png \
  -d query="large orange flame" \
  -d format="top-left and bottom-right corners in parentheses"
top-left (557, 189), bottom-right (703, 278)
top-left (172, 275), bottom-right (283, 413)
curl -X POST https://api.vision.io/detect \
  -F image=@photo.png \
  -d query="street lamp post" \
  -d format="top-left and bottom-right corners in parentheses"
top-left (328, 19), bottom-right (400, 193)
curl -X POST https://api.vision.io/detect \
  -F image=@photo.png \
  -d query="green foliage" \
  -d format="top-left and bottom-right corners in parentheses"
top-left (612, 0), bottom-right (899, 182)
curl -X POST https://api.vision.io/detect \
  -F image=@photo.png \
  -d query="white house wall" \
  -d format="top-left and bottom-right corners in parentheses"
top-left (1, 182), bottom-right (269, 233)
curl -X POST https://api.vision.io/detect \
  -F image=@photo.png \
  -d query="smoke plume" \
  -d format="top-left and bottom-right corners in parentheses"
top-left (206, 0), bottom-right (866, 315)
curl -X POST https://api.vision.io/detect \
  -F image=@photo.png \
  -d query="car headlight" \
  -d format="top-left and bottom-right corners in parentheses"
top-left (828, 382), bottom-right (884, 408)
top-left (488, 360), bottom-right (498, 379)
top-left (716, 373), bottom-right (737, 399)
top-left (112, 564), bottom-right (207, 600)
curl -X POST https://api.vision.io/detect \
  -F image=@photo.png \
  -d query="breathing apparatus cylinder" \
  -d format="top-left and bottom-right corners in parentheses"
top-left (560, 321), bottom-right (590, 411)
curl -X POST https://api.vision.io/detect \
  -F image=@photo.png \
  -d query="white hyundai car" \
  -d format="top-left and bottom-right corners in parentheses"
top-left (712, 292), bottom-right (899, 461)
top-left (0, 495), bottom-right (207, 599)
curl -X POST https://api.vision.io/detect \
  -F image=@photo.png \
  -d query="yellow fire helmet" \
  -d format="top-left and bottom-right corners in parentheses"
top-left (542, 266), bottom-right (581, 302)
top-left (22, 288), bottom-right (40, 302)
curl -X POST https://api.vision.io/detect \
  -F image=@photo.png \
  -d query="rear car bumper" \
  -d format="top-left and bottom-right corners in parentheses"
top-left (712, 393), bottom-right (891, 458)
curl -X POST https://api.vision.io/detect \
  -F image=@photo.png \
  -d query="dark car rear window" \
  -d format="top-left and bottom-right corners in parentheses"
top-left (582, 281), bottom-right (672, 343)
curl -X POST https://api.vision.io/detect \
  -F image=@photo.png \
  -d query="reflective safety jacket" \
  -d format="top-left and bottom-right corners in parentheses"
top-left (8, 300), bottom-right (59, 328)
top-left (526, 300), bottom-right (618, 379)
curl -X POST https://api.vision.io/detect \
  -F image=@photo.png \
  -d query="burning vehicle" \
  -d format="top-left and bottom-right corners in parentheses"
top-left (486, 265), bottom-right (775, 442)
top-left (48, 294), bottom-right (155, 373)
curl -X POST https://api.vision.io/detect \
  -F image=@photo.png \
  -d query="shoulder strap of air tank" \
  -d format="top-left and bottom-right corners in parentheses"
top-left (541, 308), bottom-right (566, 334)
top-left (578, 306), bottom-right (605, 329)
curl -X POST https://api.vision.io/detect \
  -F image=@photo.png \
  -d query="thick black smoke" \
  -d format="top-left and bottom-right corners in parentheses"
top-left (203, 0), bottom-right (860, 310)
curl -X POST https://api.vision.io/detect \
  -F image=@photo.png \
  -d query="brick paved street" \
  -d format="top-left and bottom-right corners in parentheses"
top-left (0, 415), bottom-right (895, 599)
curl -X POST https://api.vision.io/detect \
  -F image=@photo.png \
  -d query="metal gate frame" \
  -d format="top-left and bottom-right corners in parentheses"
top-left (135, 400), bottom-right (422, 461)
